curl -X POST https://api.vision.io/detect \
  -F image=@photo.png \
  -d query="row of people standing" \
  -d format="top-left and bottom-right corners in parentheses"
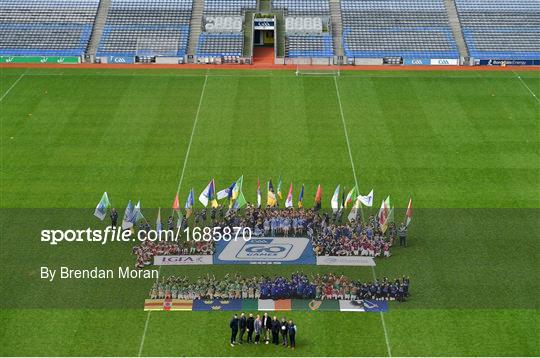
top-left (230, 312), bottom-right (297, 349)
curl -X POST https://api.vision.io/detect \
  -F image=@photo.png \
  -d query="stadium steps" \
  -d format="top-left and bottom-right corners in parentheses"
top-left (187, 0), bottom-right (205, 57)
top-left (274, 10), bottom-right (286, 57)
top-left (260, 0), bottom-right (271, 12)
top-left (444, 0), bottom-right (469, 61)
top-left (330, 0), bottom-right (344, 59)
top-left (243, 11), bottom-right (255, 57)
top-left (86, 0), bottom-right (112, 61)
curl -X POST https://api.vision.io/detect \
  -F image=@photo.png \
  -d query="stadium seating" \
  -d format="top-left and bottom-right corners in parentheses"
top-left (196, 33), bottom-right (244, 57)
top-left (273, 0), bottom-right (334, 58)
top-left (272, 0), bottom-right (330, 15)
top-left (195, 0), bottom-right (257, 59)
top-left (285, 35), bottom-right (333, 58)
top-left (455, 0), bottom-right (540, 60)
top-left (341, 0), bottom-right (459, 59)
top-left (97, 0), bottom-right (193, 58)
top-left (204, 0), bottom-right (257, 15)
top-left (0, 0), bottom-right (99, 57)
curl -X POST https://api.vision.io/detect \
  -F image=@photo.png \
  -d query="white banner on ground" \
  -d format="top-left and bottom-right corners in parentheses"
top-left (316, 256), bottom-right (376, 266)
top-left (154, 255), bottom-right (213, 266)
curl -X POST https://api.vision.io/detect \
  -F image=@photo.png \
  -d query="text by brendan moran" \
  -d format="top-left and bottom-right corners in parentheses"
top-left (40, 266), bottom-right (159, 282)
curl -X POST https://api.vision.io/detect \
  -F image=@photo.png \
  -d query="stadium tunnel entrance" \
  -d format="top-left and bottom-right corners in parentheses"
top-left (252, 16), bottom-right (276, 64)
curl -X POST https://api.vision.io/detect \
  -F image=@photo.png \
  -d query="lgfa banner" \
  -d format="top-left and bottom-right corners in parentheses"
top-left (154, 255), bottom-right (213, 266)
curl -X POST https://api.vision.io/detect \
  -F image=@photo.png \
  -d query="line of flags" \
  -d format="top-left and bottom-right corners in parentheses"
top-left (92, 182), bottom-right (414, 229)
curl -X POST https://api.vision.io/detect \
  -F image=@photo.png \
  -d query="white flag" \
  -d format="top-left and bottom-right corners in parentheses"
top-left (198, 180), bottom-right (212, 207)
top-left (357, 189), bottom-right (374, 207)
top-left (331, 185), bottom-right (340, 213)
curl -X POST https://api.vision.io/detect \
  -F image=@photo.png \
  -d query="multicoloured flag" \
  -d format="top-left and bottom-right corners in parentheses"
top-left (199, 179), bottom-right (218, 208)
top-left (277, 177), bottom-right (283, 199)
top-left (256, 178), bottom-right (262, 208)
top-left (172, 193), bottom-right (180, 212)
top-left (378, 196), bottom-right (391, 233)
top-left (357, 189), bottom-right (374, 207)
top-left (156, 208), bottom-right (162, 233)
top-left (344, 186), bottom-right (358, 208)
top-left (216, 186), bottom-right (230, 201)
top-left (298, 184), bottom-right (305, 208)
top-left (348, 197), bottom-right (361, 222)
top-left (232, 175), bottom-right (243, 201)
top-left (131, 200), bottom-right (144, 223)
top-left (314, 184), bottom-right (322, 209)
top-left (93, 192), bottom-right (111, 221)
top-left (185, 189), bottom-right (194, 218)
top-left (405, 197), bottom-right (413, 226)
top-left (331, 185), bottom-right (340, 213)
top-left (122, 200), bottom-right (133, 229)
top-left (285, 183), bottom-right (293, 208)
top-left (232, 191), bottom-right (247, 210)
top-left (267, 180), bottom-right (277, 207)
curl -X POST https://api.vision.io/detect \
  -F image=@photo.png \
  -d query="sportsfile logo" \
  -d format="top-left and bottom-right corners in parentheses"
top-left (217, 237), bottom-right (310, 262)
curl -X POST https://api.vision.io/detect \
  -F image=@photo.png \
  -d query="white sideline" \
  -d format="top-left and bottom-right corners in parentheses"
top-left (137, 75), bottom-right (208, 357)
top-left (334, 75), bottom-right (393, 357)
top-left (513, 71), bottom-right (540, 104)
top-left (0, 73), bottom-right (24, 102)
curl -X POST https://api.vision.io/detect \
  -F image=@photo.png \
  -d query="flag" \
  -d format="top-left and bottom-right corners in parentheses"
top-left (199, 179), bottom-right (218, 208)
top-left (331, 185), bottom-right (340, 213)
top-left (344, 186), bottom-right (358, 208)
top-left (122, 200), bottom-right (133, 229)
top-left (378, 196), bottom-right (391, 233)
top-left (172, 193), bottom-right (180, 212)
top-left (231, 175), bottom-right (243, 200)
top-left (406, 197), bottom-right (413, 226)
top-left (388, 205), bottom-right (395, 225)
top-left (216, 187), bottom-right (229, 200)
top-left (130, 200), bottom-right (144, 224)
top-left (256, 178), bottom-right (262, 208)
top-left (357, 189), bottom-right (374, 207)
top-left (93, 192), bottom-right (111, 221)
top-left (156, 208), bottom-right (162, 233)
top-left (348, 197), bottom-right (361, 222)
top-left (314, 184), bottom-right (322, 209)
top-left (285, 183), bottom-right (293, 208)
top-left (277, 177), bottom-right (283, 199)
top-left (298, 184), bottom-right (305, 208)
top-left (267, 180), bottom-right (277, 207)
top-left (185, 189), bottom-right (194, 218)
top-left (232, 191), bottom-right (247, 210)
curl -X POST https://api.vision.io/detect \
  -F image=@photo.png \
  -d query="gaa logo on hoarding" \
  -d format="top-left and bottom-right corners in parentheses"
top-left (437, 59), bottom-right (450, 65)
top-left (40, 57), bottom-right (48, 63)
top-left (109, 56), bottom-right (127, 63)
top-left (412, 59), bottom-right (424, 65)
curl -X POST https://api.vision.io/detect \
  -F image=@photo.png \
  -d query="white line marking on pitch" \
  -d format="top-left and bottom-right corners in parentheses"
top-left (137, 75), bottom-right (208, 357)
top-left (334, 75), bottom-right (393, 357)
top-left (0, 73), bottom-right (25, 102)
top-left (512, 71), bottom-right (540, 104)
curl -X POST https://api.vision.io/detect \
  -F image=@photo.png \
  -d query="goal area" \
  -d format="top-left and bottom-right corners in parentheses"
top-left (295, 64), bottom-right (341, 77)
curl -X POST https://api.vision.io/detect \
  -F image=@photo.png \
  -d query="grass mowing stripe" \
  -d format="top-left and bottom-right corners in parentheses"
top-left (0, 73), bottom-right (24, 102)
top-left (334, 75), bottom-right (393, 357)
top-left (138, 75), bottom-right (209, 357)
top-left (175, 75), bottom-right (208, 194)
top-left (513, 71), bottom-right (540, 104)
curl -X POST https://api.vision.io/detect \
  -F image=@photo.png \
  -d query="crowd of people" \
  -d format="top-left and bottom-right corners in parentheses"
top-left (131, 206), bottom-right (408, 267)
top-left (149, 273), bottom-right (410, 302)
top-left (229, 313), bottom-right (297, 348)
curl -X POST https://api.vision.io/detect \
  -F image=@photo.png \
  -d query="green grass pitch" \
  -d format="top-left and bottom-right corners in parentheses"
top-left (0, 67), bottom-right (539, 356)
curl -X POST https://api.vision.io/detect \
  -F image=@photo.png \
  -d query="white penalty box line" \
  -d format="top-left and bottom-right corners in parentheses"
top-left (333, 75), bottom-right (393, 358)
top-left (137, 75), bottom-right (208, 357)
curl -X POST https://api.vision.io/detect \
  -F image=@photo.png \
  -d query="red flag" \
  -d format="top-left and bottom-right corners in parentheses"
top-left (172, 193), bottom-right (180, 212)
top-left (314, 184), bottom-right (322, 208)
